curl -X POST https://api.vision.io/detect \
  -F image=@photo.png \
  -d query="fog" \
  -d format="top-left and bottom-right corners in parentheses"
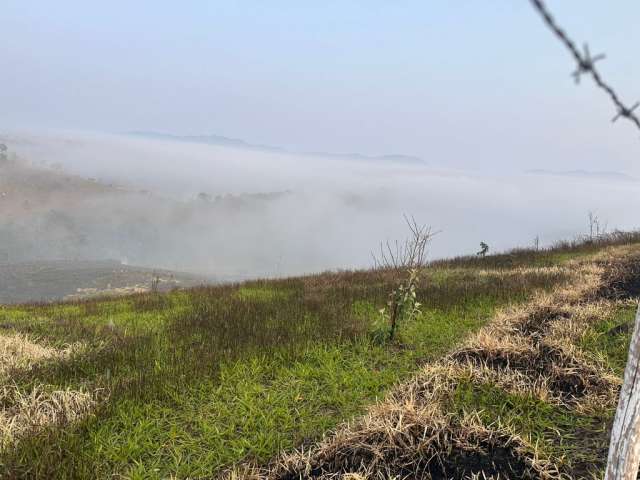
top-left (2, 2), bottom-right (640, 281)
top-left (2, 130), bottom-right (639, 279)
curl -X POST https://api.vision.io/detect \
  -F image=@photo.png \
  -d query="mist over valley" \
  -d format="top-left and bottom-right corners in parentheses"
top-left (1, 130), bottom-right (638, 286)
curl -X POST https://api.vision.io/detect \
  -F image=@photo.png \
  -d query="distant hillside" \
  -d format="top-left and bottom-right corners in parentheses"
top-left (128, 131), bottom-right (426, 165)
top-left (526, 169), bottom-right (637, 182)
top-left (0, 155), bottom-right (295, 275)
top-left (0, 259), bottom-right (210, 304)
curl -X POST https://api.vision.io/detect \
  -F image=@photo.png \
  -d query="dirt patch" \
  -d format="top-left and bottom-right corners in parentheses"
top-left (514, 304), bottom-right (573, 337)
top-left (606, 321), bottom-right (633, 336)
top-left (426, 441), bottom-right (535, 480)
top-left (596, 256), bottom-right (640, 300)
top-left (278, 442), bottom-right (535, 480)
top-left (270, 415), bottom-right (543, 480)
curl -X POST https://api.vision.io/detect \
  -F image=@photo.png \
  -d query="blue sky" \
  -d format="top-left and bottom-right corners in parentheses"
top-left (2, 1), bottom-right (640, 174)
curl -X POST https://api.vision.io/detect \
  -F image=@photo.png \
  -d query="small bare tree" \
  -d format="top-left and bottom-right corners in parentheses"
top-left (373, 215), bottom-right (437, 340)
top-left (588, 211), bottom-right (600, 242)
top-left (373, 216), bottom-right (433, 272)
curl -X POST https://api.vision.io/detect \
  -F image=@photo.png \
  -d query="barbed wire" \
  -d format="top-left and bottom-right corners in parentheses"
top-left (529, 0), bottom-right (640, 131)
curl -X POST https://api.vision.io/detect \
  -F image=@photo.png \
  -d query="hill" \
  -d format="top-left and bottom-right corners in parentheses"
top-left (128, 131), bottom-right (426, 165)
top-left (525, 169), bottom-right (638, 183)
top-left (0, 153), bottom-right (295, 279)
top-left (0, 259), bottom-right (209, 304)
top-left (1, 233), bottom-right (639, 478)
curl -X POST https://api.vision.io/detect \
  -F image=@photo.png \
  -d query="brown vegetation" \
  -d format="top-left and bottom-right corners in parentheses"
top-left (0, 334), bottom-right (100, 449)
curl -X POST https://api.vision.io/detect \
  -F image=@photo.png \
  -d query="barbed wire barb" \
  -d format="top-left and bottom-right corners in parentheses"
top-left (612, 102), bottom-right (640, 123)
top-left (529, 0), bottom-right (640, 132)
top-left (572, 43), bottom-right (605, 84)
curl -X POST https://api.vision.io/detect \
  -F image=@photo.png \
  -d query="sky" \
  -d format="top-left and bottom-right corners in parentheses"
top-left (2, 1), bottom-right (640, 175)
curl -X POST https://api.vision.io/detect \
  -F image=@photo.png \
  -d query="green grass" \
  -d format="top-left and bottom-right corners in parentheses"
top-left (432, 232), bottom-right (640, 270)
top-left (450, 379), bottom-right (611, 476)
top-left (580, 304), bottom-right (636, 376)
top-left (445, 302), bottom-right (639, 478)
top-left (17, 343), bottom-right (417, 479)
top-left (0, 244), bottom-right (618, 479)
top-left (235, 285), bottom-right (293, 302)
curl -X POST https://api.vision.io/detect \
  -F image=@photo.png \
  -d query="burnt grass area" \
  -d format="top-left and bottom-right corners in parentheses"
top-left (597, 253), bottom-right (640, 300)
top-left (515, 304), bottom-right (573, 337)
top-left (277, 432), bottom-right (538, 480)
top-left (446, 253), bottom-right (640, 477)
top-left (430, 444), bottom-right (534, 480)
top-left (453, 252), bottom-right (640, 403)
top-left (452, 344), bottom-right (611, 402)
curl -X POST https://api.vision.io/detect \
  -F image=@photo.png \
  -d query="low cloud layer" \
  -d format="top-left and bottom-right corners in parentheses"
top-left (2, 130), bottom-right (638, 279)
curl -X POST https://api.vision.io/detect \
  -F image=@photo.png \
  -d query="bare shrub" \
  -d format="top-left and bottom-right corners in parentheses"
top-left (372, 215), bottom-right (434, 274)
top-left (372, 216), bottom-right (437, 340)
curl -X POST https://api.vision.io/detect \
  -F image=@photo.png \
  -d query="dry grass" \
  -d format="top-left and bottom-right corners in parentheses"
top-left (228, 363), bottom-right (561, 479)
top-left (0, 332), bottom-right (75, 375)
top-left (225, 245), bottom-right (640, 479)
top-left (270, 408), bottom-right (552, 480)
top-left (0, 333), bottom-right (102, 449)
top-left (0, 385), bottom-right (103, 449)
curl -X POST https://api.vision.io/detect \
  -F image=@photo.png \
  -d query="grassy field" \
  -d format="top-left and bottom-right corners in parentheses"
top-left (1, 234), bottom-right (639, 479)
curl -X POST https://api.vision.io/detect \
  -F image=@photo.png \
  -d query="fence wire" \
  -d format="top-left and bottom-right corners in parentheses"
top-left (530, 0), bottom-right (640, 131)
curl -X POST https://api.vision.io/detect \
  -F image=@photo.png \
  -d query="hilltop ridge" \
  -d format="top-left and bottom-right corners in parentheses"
top-left (128, 131), bottom-right (426, 165)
